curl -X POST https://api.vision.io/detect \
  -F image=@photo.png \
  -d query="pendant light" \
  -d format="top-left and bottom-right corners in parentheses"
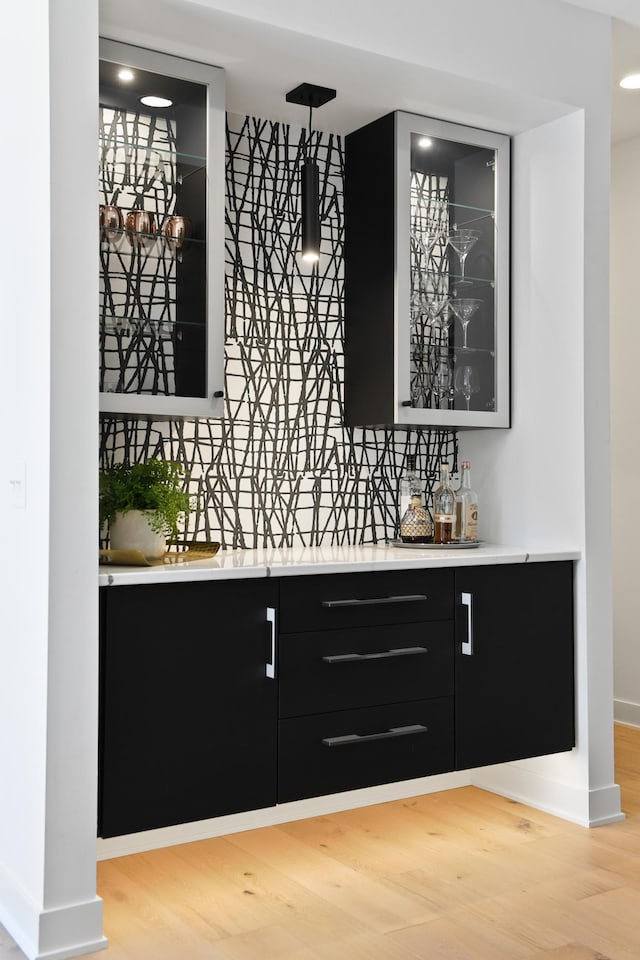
top-left (286, 82), bottom-right (336, 263)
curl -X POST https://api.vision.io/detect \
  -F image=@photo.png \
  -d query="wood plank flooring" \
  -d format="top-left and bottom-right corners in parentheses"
top-left (2, 724), bottom-right (640, 960)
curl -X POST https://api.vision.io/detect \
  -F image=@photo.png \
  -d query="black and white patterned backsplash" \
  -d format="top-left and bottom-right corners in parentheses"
top-left (100, 113), bottom-right (458, 548)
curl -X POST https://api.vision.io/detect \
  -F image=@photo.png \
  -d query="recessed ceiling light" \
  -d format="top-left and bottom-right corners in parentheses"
top-left (418, 136), bottom-right (433, 148)
top-left (118, 68), bottom-right (135, 82)
top-left (139, 95), bottom-right (173, 108)
top-left (620, 73), bottom-right (640, 90)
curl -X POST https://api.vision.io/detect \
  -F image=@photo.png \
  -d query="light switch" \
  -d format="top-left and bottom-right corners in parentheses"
top-left (7, 462), bottom-right (27, 509)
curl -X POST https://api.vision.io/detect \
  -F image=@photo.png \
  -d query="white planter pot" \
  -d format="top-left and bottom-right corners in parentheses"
top-left (109, 510), bottom-right (166, 559)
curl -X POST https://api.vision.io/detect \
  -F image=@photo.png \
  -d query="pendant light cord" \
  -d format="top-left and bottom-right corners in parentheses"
top-left (307, 102), bottom-right (314, 160)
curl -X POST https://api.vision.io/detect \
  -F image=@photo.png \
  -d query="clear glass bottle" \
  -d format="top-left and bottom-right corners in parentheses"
top-left (400, 494), bottom-right (432, 543)
top-left (398, 454), bottom-right (423, 532)
top-left (432, 461), bottom-right (455, 544)
top-left (454, 460), bottom-right (479, 541)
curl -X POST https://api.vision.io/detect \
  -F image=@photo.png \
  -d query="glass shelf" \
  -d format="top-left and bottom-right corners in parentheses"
top-left (410, 343), bottom-right (495, 359)
top-left (98, 134), bottom-right (206, 166)
top-left (100, 313), bottom-right (205, 332)
top-left (99, 229), bottom-right (204, 262)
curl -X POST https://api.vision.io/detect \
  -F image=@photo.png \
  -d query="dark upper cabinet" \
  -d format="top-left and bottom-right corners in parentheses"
top-left (454, 561), bottom-right (575, 770)
top-left (344, 111), bottom-right (510, 429)
top-left (98, 39), bottom-right (225, 419)
top-left (99, 578), bottom-right (278, 837)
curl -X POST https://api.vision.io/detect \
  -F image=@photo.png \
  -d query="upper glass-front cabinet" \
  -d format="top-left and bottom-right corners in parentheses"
top-left (344, 112), bottom-right (510, 429)
top-left (98, 39), bottom-right (225, 418)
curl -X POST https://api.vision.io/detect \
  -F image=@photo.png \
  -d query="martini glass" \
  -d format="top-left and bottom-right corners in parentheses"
top-left (425, 296), bottom-right (450, 328)
top-left (447, 229), bottom-right (480, 288)
top-left (449, 298), bottom-right (482, 348)
top-left (454, 364), bottom-right (480, 411)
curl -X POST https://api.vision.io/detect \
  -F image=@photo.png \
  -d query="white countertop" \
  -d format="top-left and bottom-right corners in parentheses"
top-left (99, 542), bottom-right (581, 586)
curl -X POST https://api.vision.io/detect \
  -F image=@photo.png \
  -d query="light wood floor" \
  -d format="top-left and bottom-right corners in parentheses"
top-left (3, 725), bottom-right (640, 960)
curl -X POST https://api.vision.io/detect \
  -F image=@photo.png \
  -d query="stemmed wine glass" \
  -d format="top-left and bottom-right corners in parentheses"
top-left (454, 364), bottom-right (480, 411)
top-left (446, 229), bottom-right (480, 288)
top-left (449, 299), bottom-right (482, 348)
top-left (431, 355), bottom-right (453, 409)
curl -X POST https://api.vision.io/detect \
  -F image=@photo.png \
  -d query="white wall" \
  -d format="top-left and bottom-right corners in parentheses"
top-left (0, 0), bottom-right (105, 958)
top-left (611, 134), bottom-right (640, 727)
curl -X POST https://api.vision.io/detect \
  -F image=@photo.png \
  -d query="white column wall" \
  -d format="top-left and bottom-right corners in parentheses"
top-left (0, 0), bottom-right (105, 958)
top-left (464, 102), bottom-right (621, 825)
top-left (0, 0), bottom-right (51, 927)
top-left (611, 134), bottom-right (640, 728)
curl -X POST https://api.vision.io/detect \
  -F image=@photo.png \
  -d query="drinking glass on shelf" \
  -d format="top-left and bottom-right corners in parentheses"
top-left (411, 219), bottom-right (443, 263)
top-left (446, 229), bottom-right (480, 287)
top-left (432, 355), bottom-right (453, 409)
top-left (99, 204), bottom-right (123, 244)
top-left (125, 210), bottom-right (157, 248)
top-left (163, 216), bottom-right (191, 263)
top-left (424, 296), bottom-right (449, 328)
top-left (449, 298), bottom-right (482, 348)
top-left (437, 299), bottom-right (454, 334)
top-left (454, 364), bottom-right (480, 411)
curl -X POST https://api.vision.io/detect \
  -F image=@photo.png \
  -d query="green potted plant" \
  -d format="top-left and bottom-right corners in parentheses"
top-left (99, 459), bottom-right (193, 558)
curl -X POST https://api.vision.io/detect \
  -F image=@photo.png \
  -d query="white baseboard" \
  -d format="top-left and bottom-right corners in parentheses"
top-left (0, 860), bottom-right (106, 960)
top-left (470, 763), bottom-right (624, 827)
top-left (614, 698), bottom-right (640, 728)
top-left (97, 769), bottom-right (471, 860)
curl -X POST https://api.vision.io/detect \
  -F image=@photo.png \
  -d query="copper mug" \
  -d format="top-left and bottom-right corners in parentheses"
top-left (99, 204), bottom-right (123, 241)
top-left (163, 215), bottom-right (191, 251)
top-left (125, 210), bottom-right (156, 247)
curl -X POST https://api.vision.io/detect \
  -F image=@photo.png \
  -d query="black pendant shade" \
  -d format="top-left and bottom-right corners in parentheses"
top-left (301, 159), bottom-right (320, 262)
top-left (286, 82), bottom-right (336, 264)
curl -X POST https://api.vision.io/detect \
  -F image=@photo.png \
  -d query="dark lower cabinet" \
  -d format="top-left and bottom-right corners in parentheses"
top-left (99, 560), bottom-right (575, 837)
top-left (99, 579), bottom-right (278, 838)
top-left (454, 561), bottom-right (575, 770)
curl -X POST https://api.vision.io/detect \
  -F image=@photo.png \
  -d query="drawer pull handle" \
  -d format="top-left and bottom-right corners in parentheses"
top-left (322, 724), bottom-right (428, 748)
top-left (322, 646), bottom-right (428, 664)
top-left (321, 594), bottom-right (427, 608)
top-left (461, 592), bottom-right (473, 656)
top-left (266, 607), bottom-right (276, 679)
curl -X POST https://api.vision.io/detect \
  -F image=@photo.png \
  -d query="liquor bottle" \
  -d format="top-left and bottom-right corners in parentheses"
top-left (398, 454), bottom-right (422, 532)
top-left (400, 494), bottom-right (432, 543)
top-left (432, 461), bottom-right (456, 544)
top-left (454, 460), bottom-right (479, 541)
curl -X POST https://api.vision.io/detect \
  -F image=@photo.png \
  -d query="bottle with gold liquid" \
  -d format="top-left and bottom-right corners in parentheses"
top-left (432, 461), bottom-right (455, 544)
top-left (454, 460), bottom-right (479, 541)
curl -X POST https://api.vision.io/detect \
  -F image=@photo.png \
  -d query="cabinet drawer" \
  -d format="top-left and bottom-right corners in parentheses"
top-left (279, 620), bottom-right (453, 718)
top-left (278, 698), bottom-right (454, 803)
top-left (279, 569), bottom-right (454, 633)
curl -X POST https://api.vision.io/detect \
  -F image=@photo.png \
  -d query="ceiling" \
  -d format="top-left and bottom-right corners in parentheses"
top-left (541, 0), bottom-right (640, 142)
top-left (100, 0), bottom-right (640, 144)
top-left (611, 19), bottom-right (640, 142)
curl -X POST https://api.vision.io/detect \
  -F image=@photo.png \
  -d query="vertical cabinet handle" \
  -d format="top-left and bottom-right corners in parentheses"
top-left (266, 607), bottom-right (276, 679)
top-left (461, 592), bottom-right (473, 656)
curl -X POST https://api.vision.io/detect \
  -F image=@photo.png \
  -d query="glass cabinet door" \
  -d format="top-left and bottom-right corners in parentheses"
top-left (98, 39), bottom-right (225, 419)
top-left (395, 113), bottom-right (510, 428)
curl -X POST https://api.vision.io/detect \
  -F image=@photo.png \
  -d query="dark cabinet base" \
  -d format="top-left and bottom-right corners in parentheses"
top-left (99, 561), bottom-right (575, 837)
